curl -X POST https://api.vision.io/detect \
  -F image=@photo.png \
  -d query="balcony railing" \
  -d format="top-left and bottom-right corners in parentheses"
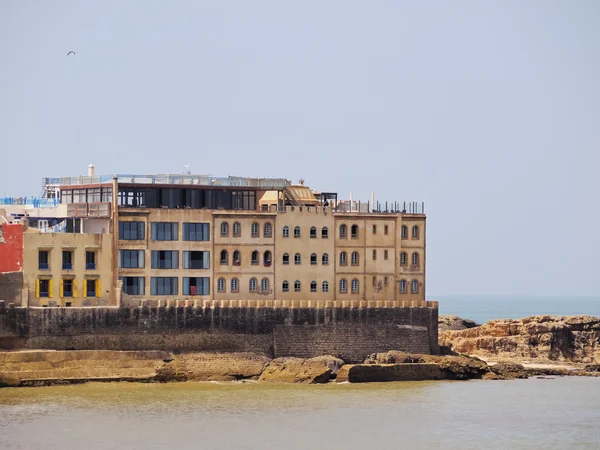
top-left (62, 263), bottom-right (73, 270)
top-left (39, 263), bottom-right (49, 270)
top-left (86, 263), bottom-right (96, 270)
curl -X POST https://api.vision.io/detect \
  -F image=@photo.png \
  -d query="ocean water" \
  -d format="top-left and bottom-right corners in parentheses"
top-left (435, 295), bottom-right (600, 324)
top-left (1, 379), bottom-right (599, 450)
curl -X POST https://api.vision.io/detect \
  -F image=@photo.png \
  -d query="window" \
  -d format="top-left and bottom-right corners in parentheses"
top-left (340, 251), bottom-right (347, 266)
top-left (339, 224), bottom-right (347, 238)
top-left (372, 250), bottom-right (377, 261)
top-left (412, 225), bottom-right (419, 239)
top-left (322, 281), bottom-right (329, 293)
top-left (263, 251), bottom-right (272, 266)
top-left (294, 226), bottom-right (301, 238)
top-left (351, 278), bottom-right (359, 293)
top-left (182, 277), bottom-right (210, 296)
top-left (384, 225), bottom-right (389, 235)
top-left (86, 251), bottom-right (96, 270)
top-left (249, 278), bottom-right (257, 292)
top-left (119, 250), bottom-right (145, 268)
top-left (221, 222), bottom-right (229, 237)
top-left (400, 252), bottom-right (407, 265)
top-left (233, 222), bottom-right (241, 237)
top-left (150, 277), bottom-right (178, 295)
top-left (372, 225), bottom-right (377, 235)
top-left (151, 222), bottom-right (178, 241)
top-left (412, 252), bottom-right (419, 266)
top-left (400, 279), bottom-right (407, 293)
top-left (351, 251), bottom-right (359, 266)
top-left (251, 250), bottom-right (259, 265)
top-left (86, 279), bottom-right (98, 297)
top-left (251, 222), bottom-right (259, 238)
top-left (384, 250), bottom-right (389, 260)
top-left (119, 221), bottom-right (145, 240)
top-left (401, 225), bottom-right (408, 239)
top-left (261, 278), bottom-right (269, 293)
top-left (101, 187), bottom-right (112, 203)
top-left (339, 279), bottom-right (347, 294)
top-left (384, 276), bottom-right (388, 287)
top-left (38, 250), bottom-right (49, 270)
top-left (322, 253), bottom-right (329, 265)
top-left (61, 279), bottom-right (73, 298)
top-left (294, 280), bottom-right (301, 292)
top-left (183, 223), bottom-right (210, 241)
top-left (282, 280), bottom-right (289, 292)
top-left (62, 251), bottom-right (73, 270)
top-left (120, 277), bottom-right (145, 295)
top-left (282, 253), bottom-right (290, 265)
top-left (232, 250), bottom-right (241, 265)
top-left (183, 251), bottom-right (210, 269)
top-left (321, 227), bottom-right (328, 238)
top-left (351, 224), bottom-right (358, 238)
top-left (264, 222), bottom-right (272, 238)
top-left (294, 253), bottom-right (301, 265)
top-left (310, 281), bottom-right (317, 292)
top-left (231, 278), bottom-right (239, 292)
top-left (282, 226), bottom-right (290, 238)
top-left (310, 253), bottom-right (317, 265)
top-left (38, 279), bottom-right (50, 297)
top-left (411, 280), bottom-right (419, 293)
top-left (220, 250), bottom-right (228, 265)
top-left (310, 227), bottom-right (317, 238)
top-left (151, 251), bottom-right (179, 269)
top-left (217, 278), bottom-right (225, 293)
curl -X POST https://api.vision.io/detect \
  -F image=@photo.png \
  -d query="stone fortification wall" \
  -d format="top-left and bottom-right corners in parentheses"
top-left (0, 273), bottom-right (23, 306)
top-left (0, 304), bottom-right (439, 357)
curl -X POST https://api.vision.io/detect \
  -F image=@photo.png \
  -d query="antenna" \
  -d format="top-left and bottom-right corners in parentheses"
top-left (183, 163), bottom-right (191, 174)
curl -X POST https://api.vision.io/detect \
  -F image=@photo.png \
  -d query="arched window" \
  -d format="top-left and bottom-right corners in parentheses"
top-left (412, 225), bottom-right (419, 239)
top-left (232, 250), bottom-right (241, 265)
top-left (220, 222), bottom-right (229, 237)
top-left (310, 281), bottom-right (317, 292)
top-left (351, 224), bottom-right (358, 238)
top-left (294, 226), bottom-right (301, 238)
top-left (310, 253), bottom-right (317, 265)
top-left (263, 251), bottom-right (272, 266)
top-left (217, 277), bottom-right (225, 293)
top-left (282, 280), bottom-right (289, 292)
top-left (322, 281), bottom-right (329, 293)
top-left (251, 222), bottom-right (259, 238)
top-left (233, 222), bottom-right (241, 237)
top-left (282, 253), bottom-right (290, 265)
top-left (294, 280), bottom-right (301, 292)
top-left (401, 225), bottom-right (408, 239)
top-left (412, 252), bottom-right (419, 266)
top-left (231, 278), bottom-right (239, 292)
top-left (264, 222), bottom-right (272, 238)
top-left (310, 226), bottom-right (317, 238)
top-left (351, 251), bottom-right (359, 266)
top-left (282, 226), bottom-right (290, 238)
top-left (400, 279), bottom-right (407, 293)
top-left (322, 253), bottom-right (329, 265)
top-left (411, 280), bottom-right (419, 294)
top-left (261, 278), bottom-right (269, 293)
top-left (339, 279), bottom-right (347, 294)
top-left (340, 251), bottom-right (347, 266)
top-left (339, 224), bottom-right (347, 238)
top-left (251, 250), bottom-right (259, 265)
top-left (351, 279), bottom-right (359, 293)
top-left (294, 253), bottom-right (301, 265)
top-left (220, 250), bottom-right (228, 265)
top-left (321, 227), bottom-right (328, 238)
top-left (249, 278), bottom-right (257, 292)
top-left (400, 252), bottom-right (407, 265)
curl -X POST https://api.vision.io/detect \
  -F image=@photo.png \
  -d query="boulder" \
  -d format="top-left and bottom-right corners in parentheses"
top-left (170, 352), bottom-right (270, 381)
top-left (307, 355), bottom-right (345, 377)
top-left (490, 362), bottom-right (528, 380)
top-left (259, 357), bottom-right (333, 384)
top-left (337, 363), bottom-right (442, 383)
top-left (439, 316), bottom-right (481, 333)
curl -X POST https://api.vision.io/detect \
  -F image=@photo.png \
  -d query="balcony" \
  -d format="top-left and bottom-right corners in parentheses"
top-left (66, 202), bottom-right (111, 218)
top-left (400, 265), bottom-right (422, 273)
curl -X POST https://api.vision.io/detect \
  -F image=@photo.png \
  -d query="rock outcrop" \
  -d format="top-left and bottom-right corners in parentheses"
top-left (440, 315), bottom-right (600, 364)
top-left (258, 356), bottom-right (343, 384)
top-left (337, 363), bottom-right (443, 383)
top-left (438, 316), bottom-right (481, 333)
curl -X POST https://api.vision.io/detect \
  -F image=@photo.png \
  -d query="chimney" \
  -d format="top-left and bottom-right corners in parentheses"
top-left (88, 164), bottom-right (96, 177)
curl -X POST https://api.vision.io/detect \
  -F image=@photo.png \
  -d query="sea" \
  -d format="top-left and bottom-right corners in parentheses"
top-left (0, 295), bottom-right (599, 450)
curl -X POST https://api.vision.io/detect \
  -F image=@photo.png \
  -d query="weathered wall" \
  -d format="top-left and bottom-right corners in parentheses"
top-left (0, 223), bottom-right (24, 273)
top-left (0, 273), bottom-right (23, 305)
top-left (274, 324), bottom-right (430, 363)
top-left (0, 305), bottom-right (439, 356)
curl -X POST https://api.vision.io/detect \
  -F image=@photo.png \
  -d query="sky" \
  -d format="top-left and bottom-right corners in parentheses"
top-left (1, 1), bottom-right (598, 297)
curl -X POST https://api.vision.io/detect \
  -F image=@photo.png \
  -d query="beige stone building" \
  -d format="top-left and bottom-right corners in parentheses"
top-left (12, 169), bottom-right (426, 306)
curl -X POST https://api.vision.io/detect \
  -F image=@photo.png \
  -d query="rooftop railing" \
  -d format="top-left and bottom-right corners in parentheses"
top-left (0, 197), bottom-right (59, 208)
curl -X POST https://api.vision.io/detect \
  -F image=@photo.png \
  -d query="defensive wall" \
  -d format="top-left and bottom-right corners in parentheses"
top-left (0, 300), bottom-right (439, 363)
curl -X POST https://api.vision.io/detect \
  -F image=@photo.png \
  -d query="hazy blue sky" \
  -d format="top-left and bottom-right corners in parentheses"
top-left (1, 1), bottom-right (598, 297)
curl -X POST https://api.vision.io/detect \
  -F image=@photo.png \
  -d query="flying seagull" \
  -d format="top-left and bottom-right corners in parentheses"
top-left (67, 51), bottom-right (75, 56)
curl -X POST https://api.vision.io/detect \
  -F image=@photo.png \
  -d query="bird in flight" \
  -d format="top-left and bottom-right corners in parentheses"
top-left (67, 51), bottom-right (75, 56)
